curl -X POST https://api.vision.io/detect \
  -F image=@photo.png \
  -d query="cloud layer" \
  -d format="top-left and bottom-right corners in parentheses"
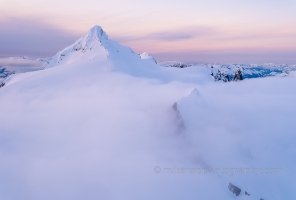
top-left (0, 18), bottom-right (80, 58)
top-left (0, 60), bottom-right (296, 199)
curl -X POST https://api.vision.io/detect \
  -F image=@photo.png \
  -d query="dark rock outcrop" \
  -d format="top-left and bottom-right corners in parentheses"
top-left (171, 102), bottom-right (185, 133)
top-left (228, 183), bottom-right (241, 196)
top-left (233, 69), bottom-right (243, 81)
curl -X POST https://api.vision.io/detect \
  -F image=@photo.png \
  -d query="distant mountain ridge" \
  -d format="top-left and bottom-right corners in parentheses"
top-left (159, 61), bottom-right (296, 79)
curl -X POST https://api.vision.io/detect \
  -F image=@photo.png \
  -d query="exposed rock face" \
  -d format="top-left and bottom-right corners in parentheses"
top-left (0, 67), bottom-right (15, 87)
top-left (171, 102), bottom-right (185, 134)
top-left (233, 69), bottom-right (243, 81)
top-left (171, 63), bottom-right (188, 68)
top-left (228, 183), bottom-right (241, 196)
top-left (0, 67), bottom-right (15, 79)
top-left (210, 66), bottom-right (230, 82)
top-left (158, 61), bottom-right (190, 68)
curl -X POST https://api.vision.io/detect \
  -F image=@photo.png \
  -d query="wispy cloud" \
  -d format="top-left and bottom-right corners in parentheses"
top-left (0, 17), bottom-right (80, 58)
top-left (214, 32), bottom-right (296, 42)
top-left (114, 26), bottom-right (219, 42)
top-left (0, 57), bottom-right (45, 73)
top-left (148, 26), bottom-right (217, 41)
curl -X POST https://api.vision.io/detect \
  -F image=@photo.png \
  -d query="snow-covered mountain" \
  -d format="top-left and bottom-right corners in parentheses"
top-left (0, 25), bottom-right (296, 200)
top-left (41, 26), bottom-right (174, 81)
top-left (46, 26), bottom-right (140, 68)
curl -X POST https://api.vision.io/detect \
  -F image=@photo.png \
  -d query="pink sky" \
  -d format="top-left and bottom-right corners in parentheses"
top-left (1, 0), bottom-right (296, 63)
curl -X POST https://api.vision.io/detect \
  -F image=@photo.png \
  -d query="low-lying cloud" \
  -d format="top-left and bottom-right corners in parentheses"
top-left (0, 64), bottom-right (295, 199)
top-left (152, 49), bottom-right (296, 64)
top-left (0, 57), bottom-right (46, 73)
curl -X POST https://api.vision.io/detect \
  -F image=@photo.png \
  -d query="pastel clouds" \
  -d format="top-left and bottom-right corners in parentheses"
top-left (0, 0), bottom-right (296, 63)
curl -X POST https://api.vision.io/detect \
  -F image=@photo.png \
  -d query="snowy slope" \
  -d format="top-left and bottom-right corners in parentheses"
top-left (0, 25), bottom-right (296, 200)
top-left (139, 52), bottom-right (157, 64)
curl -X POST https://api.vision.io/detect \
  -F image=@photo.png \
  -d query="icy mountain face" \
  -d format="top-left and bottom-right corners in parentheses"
top-left (45, 26), bottom-right (142, 69)
top-left (139, 52), bottom-right (157, 64)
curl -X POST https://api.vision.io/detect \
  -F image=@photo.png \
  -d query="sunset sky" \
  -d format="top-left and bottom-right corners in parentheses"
top-left (1, 0), bottom-right (296, 63)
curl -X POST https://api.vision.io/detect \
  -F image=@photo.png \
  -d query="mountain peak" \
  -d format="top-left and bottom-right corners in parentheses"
top-left (74, 25), bottom-right (108, 50)
top-left (191, 88), bottom-right (200, 96)
top-left (45, 25), bottom-right (143, 69)
top-left (86, 25), bottom-right (108, 41)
